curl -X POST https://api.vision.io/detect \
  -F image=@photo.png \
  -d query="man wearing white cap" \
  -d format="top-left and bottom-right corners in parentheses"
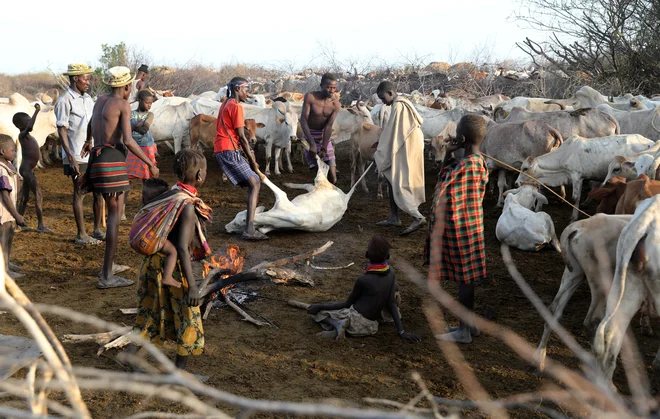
top-left (81, 66), bottom-right (160, 289)
top-left (54, 63), bottom-right (105, 246)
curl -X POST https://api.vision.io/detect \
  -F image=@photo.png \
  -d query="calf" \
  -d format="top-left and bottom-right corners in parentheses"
top-left (190, 115), bottom-right (260, 150)
top-left (615, 174), bottom-right (660, 214)
top-left (242, 101), bottom-right (298, 176)
top-left (349, 122), bottom-right (382, 193)
top-left (516, 134), bottom-right (655, 221)
top-left (536, 214), bottom-right (633, 371)
top-left (495, 184), bottom-right (560, 252)
top-left (602, 142), bottom-right (660, 184)
top-left (587, 176), bottom-right (628, 214)
top-left (593, 195), bottom-right (660, 382)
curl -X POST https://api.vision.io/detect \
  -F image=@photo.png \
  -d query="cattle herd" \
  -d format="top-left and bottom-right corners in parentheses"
top-left (3, 80), bottom-right (660, 386)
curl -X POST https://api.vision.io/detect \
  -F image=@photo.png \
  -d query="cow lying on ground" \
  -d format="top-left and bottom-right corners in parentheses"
top-left (593, 195), bottom-right (660, 382)
top-left (495, 184), bottom-right (560, 252)
top-left (225, 147), bottom-right (374, 235)
top-left (516, 134), bottom-right (655, 221)
top-left (536, 214), bottom-right (634, 371)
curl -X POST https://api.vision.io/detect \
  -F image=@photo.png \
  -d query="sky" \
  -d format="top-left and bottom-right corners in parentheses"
top-left (0, 0), bottom-right (551, 75)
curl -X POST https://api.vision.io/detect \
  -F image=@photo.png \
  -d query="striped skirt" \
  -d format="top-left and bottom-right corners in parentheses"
top-left (79, 145), bottom-right (130, 195)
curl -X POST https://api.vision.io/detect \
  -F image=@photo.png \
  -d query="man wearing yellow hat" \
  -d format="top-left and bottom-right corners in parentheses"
top-left (80, 66), bottom-right (160, 289)
top-left (54, 63), bottom-right (105, 246)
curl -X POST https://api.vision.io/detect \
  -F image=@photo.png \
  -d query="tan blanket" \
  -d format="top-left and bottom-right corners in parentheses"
top-left (374, 96), bottom-right (425, 219)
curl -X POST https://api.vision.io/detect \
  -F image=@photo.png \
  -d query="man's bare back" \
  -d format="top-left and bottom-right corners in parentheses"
top-left (304, 92), bottom-right (341, 130)
top-left (91, 95), bottom-right (129, 148)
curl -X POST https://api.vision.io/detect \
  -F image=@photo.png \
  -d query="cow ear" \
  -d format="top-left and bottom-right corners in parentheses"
top-left (346, 108), bottom-right (358, 115)
top-left (534, 192), bottom-right (549, 205)
top-left (256, 123), bottom-right (266, 128)
top-left (266, 99), bottom-right (272, 105)
top-left (276, 118), bottom-right (284, 124)
top-left (622, 161), bottom-right (635, 169)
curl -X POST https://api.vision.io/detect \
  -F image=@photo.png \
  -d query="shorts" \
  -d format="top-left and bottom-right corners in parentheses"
top-left (214, 150), bottom-right (260, 187)
top-left (64, 163), bottom-right (88, 177)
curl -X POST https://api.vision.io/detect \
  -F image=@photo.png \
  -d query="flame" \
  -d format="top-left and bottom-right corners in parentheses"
top-left (201, 244), bottom-right (244, 296)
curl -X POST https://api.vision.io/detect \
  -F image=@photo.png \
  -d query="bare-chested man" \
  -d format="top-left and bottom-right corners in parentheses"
top-left (83, 66), bottom-right (160, 289)
top-left (300, 73), bottom-right (341, 184)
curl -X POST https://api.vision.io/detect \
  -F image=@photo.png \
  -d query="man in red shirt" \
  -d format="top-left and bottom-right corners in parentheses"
top-left (214, 77), bottom-right (266, 240)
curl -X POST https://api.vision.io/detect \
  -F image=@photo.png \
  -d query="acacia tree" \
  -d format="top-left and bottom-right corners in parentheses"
top-left (515, 0), bottom-right (660, 94)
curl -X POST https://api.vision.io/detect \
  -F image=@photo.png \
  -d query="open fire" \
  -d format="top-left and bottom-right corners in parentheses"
top-left (200, 244), bottom-right (245, 296)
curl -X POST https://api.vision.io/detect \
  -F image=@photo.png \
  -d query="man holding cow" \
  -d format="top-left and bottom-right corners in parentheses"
top-left (300, 73), bottom-right (341, 184)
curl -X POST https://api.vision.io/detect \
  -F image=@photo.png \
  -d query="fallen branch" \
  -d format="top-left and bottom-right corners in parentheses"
top-left (310, 261), bottom-right (354, 270)
top-left (224, 294), bottom-right (269, 327)
top-left (249, 241), bottom-right (333, 272)
top-left (286, 299), bottom-right (311, 310)
top-left (61, 327), bottom-right (131, 345)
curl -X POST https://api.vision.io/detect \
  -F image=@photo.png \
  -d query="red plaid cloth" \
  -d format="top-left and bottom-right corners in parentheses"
top-left (126, 144), bottom-right (157, 180)
top-left (424, 154), bottom-right (489, 284)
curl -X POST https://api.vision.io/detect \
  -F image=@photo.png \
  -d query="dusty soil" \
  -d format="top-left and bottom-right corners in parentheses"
top-left (2, 143), bottom-right (659, 418)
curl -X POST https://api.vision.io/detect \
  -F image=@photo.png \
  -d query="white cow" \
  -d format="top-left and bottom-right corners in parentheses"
top-left (191, 97), bottom-right (220, 117)
top-left (149, 97), bottom-right (196, 153)
top-left (499, 107), bottom-right (619, 140)
top-left (0, 93), bottom-right (57, 169)
top-left (493, 97), bottom-right (577, 120)
top-left (596, 106), bottom-right (660, 140)
top-left (593, 195), bottom-right (660, 381)
top-left (241, 102), bottom-right (297, 176)
top-left (536, 214), bottom-right (633, 371)
top-left (516, 134), bottom-right (655, 221)
top-left (225, 154), bottom-right (373, 235)
top-left (350, 122), bottom-right (382, 193)
top-left (412, 105), bottom-right (469, 139)
top-left (496, 184), bottom-right (560, 252)
top-left (370, 103), bottom-right (391, 127)
top-left (602, 143), bottom-right (660, 184)
top-left (481, 120), bottom-right (564, 207)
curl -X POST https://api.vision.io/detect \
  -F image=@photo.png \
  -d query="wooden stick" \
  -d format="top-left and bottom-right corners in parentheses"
top-left (310, 261), bottom-right (354, 270)
top-left (223, 294), bottom-right (269, 327)
top-left (286, 300), bottom-right (310, 310)
top-left (61, 327), bottom-right (131, 345)
top-left (249, 241), bottom-right (334, 272)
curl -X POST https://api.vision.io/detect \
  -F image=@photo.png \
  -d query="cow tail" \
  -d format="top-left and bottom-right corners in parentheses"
top-left (562, 229), bottom-right (578, 272)
top-left (593, 210), bottom-right (653, 356)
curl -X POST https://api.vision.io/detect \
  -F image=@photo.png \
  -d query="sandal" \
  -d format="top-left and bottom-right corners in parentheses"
top-left (74, 236), bottom-right (102, 245)
top-left (97, 275), bottom-right (135, 289)
top-left (241, 230), bottom-right (269, 241)
top-left (98, 263), bottom-right (131, 277)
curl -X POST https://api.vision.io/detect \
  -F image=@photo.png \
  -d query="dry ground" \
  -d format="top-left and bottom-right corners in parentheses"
top-left (2, 143), bottom-right (659, 418)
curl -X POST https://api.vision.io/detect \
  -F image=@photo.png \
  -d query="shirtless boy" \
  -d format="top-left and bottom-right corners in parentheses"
top-left (306, 236), bottom-right (421, 342)
top-left (83, 66), bottom-right (159, 289)
top-left (300, 73), bottom-right (341, 184)
top-left (13, 104), bottom-right (51, 232)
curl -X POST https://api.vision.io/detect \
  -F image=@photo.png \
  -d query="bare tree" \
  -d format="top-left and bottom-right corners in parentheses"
top-left (514, 0), bottom-right (660, 94)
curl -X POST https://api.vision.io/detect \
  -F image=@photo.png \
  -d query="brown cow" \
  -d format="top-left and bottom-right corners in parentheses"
top-left (190, 115), bottom-right (261, 150)
top-left (614, 174), bottom-right (660, 214)
top-left (587, 176), bottom-right (628, 214)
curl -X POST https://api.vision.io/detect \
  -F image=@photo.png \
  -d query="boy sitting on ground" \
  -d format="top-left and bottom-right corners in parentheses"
top-left (139, 178), bottom-right (181, 288)
top-left (306, 236), bottom-right (421, 341)
top-left (13, 104), bottom-right (51, 233)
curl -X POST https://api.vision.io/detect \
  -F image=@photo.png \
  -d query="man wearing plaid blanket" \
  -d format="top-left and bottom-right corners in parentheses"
top-left (423, 115), bottom-right (489, 344)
